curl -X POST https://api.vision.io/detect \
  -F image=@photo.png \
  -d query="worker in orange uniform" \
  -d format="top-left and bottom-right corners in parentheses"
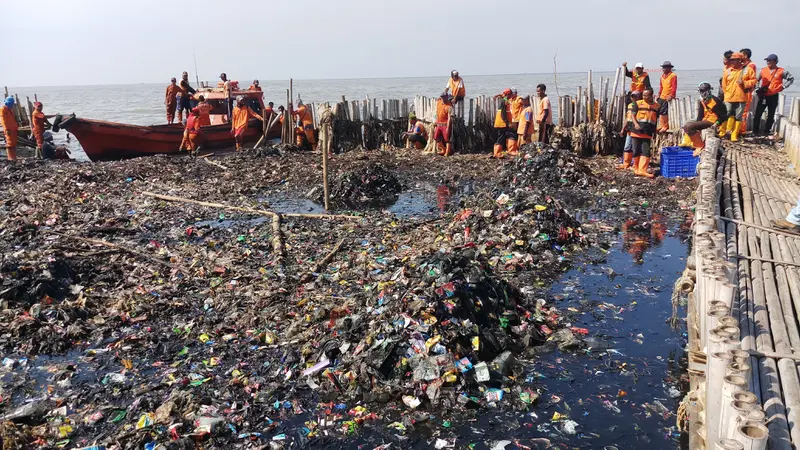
top-left (754, 54), bottom-right (794, 135)
top-left (739, 49), bottom-right (756, 133)
top-left (433, 93), bottom-right (454, 156)
top-left (622, 62), bottom-right (651, 99)
top-left (719, 50), bottom-right (733, 100)
top-left (1, 97), bottom-right (18, 161)
top-left (165, 78), bottom-right (181, 124)
top-left (681, 82), bottom-right (727, 156)
top-left (291, 99), bottom-right (316, 150)
top-left (185, 108), bottom-right (204, 155)
top-left (509, 88), bottom-right (523, 140)
top-left (536, 84), bottom-right (553, 144)
top-left (657, 61), bottom-right (677, 133)
top-left (31, 102), bottom-right (54, 159)
top-left (617, 90), bottom-right (641, 170)
top-left (629, 88), bottom-right (660, 178)
top-left (492, 89), bottom-right (514, 158)
top-left (249, 80), bottom-right (261, 91)
top-left (445, 70), bottom-right (466, 105)
top-left (231, 95), bottom-right (263, 151)
top-left (719, 52), bottom-right (756, 142)
top-left (195, 95), bottom-right (212, 126)
top-left (403, 112), bottom-right (428, 150)
top-left (518, 97), bottom-right (533, 144)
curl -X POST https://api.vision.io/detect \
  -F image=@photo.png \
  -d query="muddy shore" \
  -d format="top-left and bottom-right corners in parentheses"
top-left (0, 147), bottom-right (695, 449)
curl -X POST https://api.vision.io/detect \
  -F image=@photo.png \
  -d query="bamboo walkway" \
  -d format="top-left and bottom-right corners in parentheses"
top-left (689, 136), bottom-right (800, 450)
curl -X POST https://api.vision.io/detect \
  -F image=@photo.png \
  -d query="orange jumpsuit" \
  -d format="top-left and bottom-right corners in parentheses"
top-left (165, 83), bottom-right (180, 123)
top-left (232, 105), bottom-right (262, 149)
top-left (1, 105), bottom-right (18, 160)
top-left (31, 110), bottom-right (47, 147)
top-left (196, 101), bottom-right (213, 127)
top-left (186, 114), bottom-right (203, 152)
top-left (293, 105), bottom-right (316, 147)
top-left (742, 61), bottom-right (757, 130)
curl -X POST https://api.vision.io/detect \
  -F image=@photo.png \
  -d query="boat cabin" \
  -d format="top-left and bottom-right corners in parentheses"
top-left (195, 85), bottom-right (265, 125)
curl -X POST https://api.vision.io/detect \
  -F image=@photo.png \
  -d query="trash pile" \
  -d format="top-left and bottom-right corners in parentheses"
top-left (0, 143), bottom-right (698, 449)
top-left (505, 145), bottom-right (595, 190)
top-left (326, 164), bottom-right (403, 206)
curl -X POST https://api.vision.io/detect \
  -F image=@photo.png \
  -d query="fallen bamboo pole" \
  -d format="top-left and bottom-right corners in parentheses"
top-left (47, 231), bottom-right (189, 275)
top-left (204, 158), bottom-right (229, 171)
top-left (140, 192), bottom-right (360, 220)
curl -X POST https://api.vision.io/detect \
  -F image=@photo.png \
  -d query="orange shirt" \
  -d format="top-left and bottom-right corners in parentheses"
top-left (1, 105), bottom-right (18, 133)
top-left (232, 105), bottom-right (259, 130)
top-left (760, 67), bottom-right (786, 96)
top-left (249, 85), bottom-right (262, 91)
top-left (722, 66), bottom-right (756, 103)
top-left (447, 77), bottom-right (465, 98)
top-left (197, 102), bottom-right (213, 126)
top-left (294, 105), bottom-right (313, 126)
top-left (165, 84), bottom-right (181, 103)
top-left (511, 97), bottom-right (523, 122)
top-left (31, 110), bottom-right (46, 134)
top-left (659, 72), bottom-right (677, 100)
top-left (435, 99), bottom-right (451, 124)
top-left (538, 97), bottom-right (552, 124)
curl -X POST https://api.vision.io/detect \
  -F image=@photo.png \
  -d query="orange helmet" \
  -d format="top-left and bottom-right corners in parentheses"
top-left (502, 88), bottom-right (512, 96)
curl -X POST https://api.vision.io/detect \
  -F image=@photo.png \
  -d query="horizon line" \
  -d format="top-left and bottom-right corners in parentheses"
top-left (6, 68), bottom-right (725, 90)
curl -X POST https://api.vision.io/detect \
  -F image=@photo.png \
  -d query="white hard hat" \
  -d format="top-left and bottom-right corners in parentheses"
top-left (634, 62), bottom-right (644, 69)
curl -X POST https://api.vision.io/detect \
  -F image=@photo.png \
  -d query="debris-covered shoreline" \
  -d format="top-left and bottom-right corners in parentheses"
top-left (0, 146), bottom-right (695, 449)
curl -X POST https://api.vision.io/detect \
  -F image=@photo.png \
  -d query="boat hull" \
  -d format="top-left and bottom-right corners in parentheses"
top-left (59, 115), bottom-right (280, 161)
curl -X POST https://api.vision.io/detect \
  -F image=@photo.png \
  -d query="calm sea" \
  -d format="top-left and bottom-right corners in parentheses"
top-left (9, 69), bottom-right (798, 158)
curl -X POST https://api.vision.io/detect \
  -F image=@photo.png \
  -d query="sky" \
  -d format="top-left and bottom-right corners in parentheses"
top-left (5, 0), bottom-right (800, 87)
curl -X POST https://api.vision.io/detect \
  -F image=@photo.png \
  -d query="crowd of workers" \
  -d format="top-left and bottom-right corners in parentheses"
top-left (402, 70), bottom-right (554, 158)
top-left (618, 50), bottom-right (794, 178)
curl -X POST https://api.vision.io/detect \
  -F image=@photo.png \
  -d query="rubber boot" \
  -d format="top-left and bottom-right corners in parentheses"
top-left (731, 121), bottom-right (743, 142)
top-left (680, 133), bottom-right (693, 147)
top-left (723, 117), bottom-right (735, 139)
top-left (493, 144), bottom-right (504, 159)
top-left (631, 156), bottom-right (640, 172)
top-left (635, 156), bottom-right (655, 178)
top-left (506, 138), bottom-right (519, 156)
top-left (717, 119), bottom-right (728, 138)
top-left (658, 115), bottom-right (669, 133)
top-left (443, 143), bottom-right (452, 156)
top-left (689, 133), bottom-right (706, 150)
top-left (616, 152), bottom-right (633, 170)
top-left (436, 142), bottom-right (446, 155)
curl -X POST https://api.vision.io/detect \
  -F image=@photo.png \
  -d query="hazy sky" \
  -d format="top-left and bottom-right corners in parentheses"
top-left (6, 0), bottom-right (799, 87)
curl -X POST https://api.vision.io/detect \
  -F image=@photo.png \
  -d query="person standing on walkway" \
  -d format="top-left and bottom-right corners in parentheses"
top-left (753, 54), bottom-right (794, 135)
top-left (719, 52), bottom-right (756, 142)
top-left (772, 195), bottom-right (800, 234)
top-left (623, 62), bottom-right (651, 97)
top-left (165, 78), bottom-right (181, 124)
top-left (445, 70), bottom-right (465, 105)
top-left (681, 82), bottom-right (727, 156)
top-left (740, 49), bottom-right (757, 133)
top-left (657, 61), bottom-right (677, 132)
top-left (536, 84), bottom-right (553, 144)
top-left (617, 90), bottom-right (642, 170)
top-left (720, 50), bottom-right (733, 101)
top-left (630, 88), bottom-right (660, 178)
top-left (1, 97), bottom-right (18, 161)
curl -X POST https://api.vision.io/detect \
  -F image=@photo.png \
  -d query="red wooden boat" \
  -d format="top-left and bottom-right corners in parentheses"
top-left (59, 86), bottom-right (281, 161)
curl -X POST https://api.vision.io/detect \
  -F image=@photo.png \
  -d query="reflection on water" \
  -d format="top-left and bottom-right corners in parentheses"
top-left (622, 213), bottom-right (667, 264)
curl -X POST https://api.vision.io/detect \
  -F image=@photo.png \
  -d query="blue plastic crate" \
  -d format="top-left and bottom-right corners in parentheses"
top-left (660, 146), bottom-right (699, 178)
